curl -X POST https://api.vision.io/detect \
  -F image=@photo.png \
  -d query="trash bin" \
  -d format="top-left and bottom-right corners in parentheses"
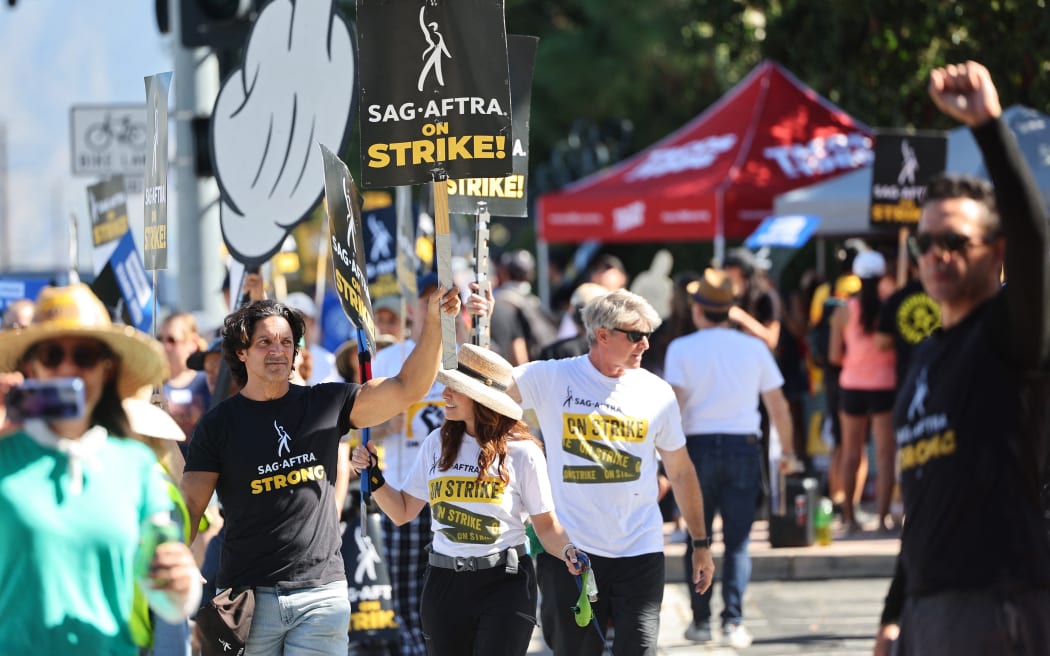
top-left (769, 475), bottom-right (818, 548)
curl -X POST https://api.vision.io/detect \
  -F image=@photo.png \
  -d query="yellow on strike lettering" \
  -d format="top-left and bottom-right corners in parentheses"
top-left (430, 476), bottom-right (504, 504)
top-left (366, 135), bottom-right (508, 169)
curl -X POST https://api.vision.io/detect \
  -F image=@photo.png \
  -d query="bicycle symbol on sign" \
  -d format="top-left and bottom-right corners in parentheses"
top-left (84, 113), bottom-right (147, 152)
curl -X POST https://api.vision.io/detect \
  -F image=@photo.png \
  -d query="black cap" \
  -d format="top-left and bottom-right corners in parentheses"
top-left (416, 272), bottom-right (439, 297)
top-left (186, 337), bottom-right (222, 371)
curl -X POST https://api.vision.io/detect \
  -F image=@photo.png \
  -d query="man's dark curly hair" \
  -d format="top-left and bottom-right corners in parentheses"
top-left (924, 173), bottom-right (1000, 237)
top-left (221, 299), bottom-right (306, 386)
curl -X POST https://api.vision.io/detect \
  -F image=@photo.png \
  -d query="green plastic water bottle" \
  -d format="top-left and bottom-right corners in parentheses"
top-left (135, 512), bottom-right (184, 622)
top-left (815, 497), bottom-right (834, 546)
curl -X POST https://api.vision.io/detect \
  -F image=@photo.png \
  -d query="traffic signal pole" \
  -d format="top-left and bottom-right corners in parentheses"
top-left (171, 1), bottom-right (225, 321)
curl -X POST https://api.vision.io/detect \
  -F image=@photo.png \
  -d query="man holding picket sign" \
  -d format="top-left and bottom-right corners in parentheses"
top-left (179, 151), bottom-right (463, 656)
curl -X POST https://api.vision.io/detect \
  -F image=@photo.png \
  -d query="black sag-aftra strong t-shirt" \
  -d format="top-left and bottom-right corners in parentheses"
top-left (880, 115), bottom-right (1050, 625)
top-left (186, 383), bottom-right (359, 589)
top-left (893, 295), bottom-right (1050, 598)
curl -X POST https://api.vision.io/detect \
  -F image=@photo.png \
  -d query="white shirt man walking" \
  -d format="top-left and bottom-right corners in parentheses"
top-left (664, 268), bottom-right (797, 648)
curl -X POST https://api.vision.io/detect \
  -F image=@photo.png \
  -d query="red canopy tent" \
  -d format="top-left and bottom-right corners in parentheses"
top-left (537, 61), bottom-right (875, 257)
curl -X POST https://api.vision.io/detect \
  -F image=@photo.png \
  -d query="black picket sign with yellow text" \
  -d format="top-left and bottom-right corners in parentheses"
top-left (357, 0), bottom-right (512, 188)
top-left (869, 130), bottom-right (947, 228)
top-left (319, 144), bottom-right (376, 355)
top-left (448, 34), bottom-right (537, 217)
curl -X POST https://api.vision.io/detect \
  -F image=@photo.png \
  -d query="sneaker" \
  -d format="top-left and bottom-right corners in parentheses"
top-left (723, 623), bottom-right (753, 648)
top-left (684, 620), bottom-right (714, 643)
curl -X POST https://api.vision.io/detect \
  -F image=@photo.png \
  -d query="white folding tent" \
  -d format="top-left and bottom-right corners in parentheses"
top-left (773, 105), bottom-right (1050, 237)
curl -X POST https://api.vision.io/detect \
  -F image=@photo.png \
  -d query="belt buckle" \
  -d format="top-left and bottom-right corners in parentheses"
top-left (453, 556), bottom-right (476, 572)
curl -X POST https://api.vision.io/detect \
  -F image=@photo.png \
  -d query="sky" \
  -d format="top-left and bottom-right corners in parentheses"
top-left (0, 1), bottom-right (172, 273)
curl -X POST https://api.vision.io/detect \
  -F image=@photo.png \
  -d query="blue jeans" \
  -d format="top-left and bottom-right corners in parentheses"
top-left (243, 580), bottom-right (350, 656)
top-left (149, 616), bottom-right (191, 656)
top-left (684, 434), bottom-right (762, 628)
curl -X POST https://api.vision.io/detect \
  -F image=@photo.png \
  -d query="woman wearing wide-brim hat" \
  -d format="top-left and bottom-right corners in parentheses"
top-left (352, 343), bottom-right (585, 656)
top-left (0, 283), bottom-right (201, 655)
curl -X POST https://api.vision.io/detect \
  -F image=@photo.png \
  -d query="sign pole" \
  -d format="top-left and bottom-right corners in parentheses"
top-left (357, 326), bottom-right (373, 535)
top-left (431, 169), bottom-right (457, 370)
top-left (897, 227), bottom-right (909, 289)
top-left (68, 213), bottom-right (81, 285)
top-left (472, 201), bottom-right (490, 348)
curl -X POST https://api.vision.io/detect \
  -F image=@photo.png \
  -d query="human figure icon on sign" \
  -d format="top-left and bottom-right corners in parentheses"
top-left (417, 6), bottom-right (451, 92)
top-left (898, 138), bottom-right (918, 185)
top-left (368, 214), bottom-right (392, 261)
top-left (343, 179), bottom-right (358, 260)
top-left (353, 527), bottom-right (381, 583)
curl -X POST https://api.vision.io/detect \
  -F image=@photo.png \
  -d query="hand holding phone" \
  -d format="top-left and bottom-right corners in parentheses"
top-left (4, 377), bottom-right (86, 422)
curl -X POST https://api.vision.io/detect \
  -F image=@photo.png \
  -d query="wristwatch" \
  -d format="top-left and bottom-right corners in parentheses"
top-left (692, 536), bottom-right (713, 549)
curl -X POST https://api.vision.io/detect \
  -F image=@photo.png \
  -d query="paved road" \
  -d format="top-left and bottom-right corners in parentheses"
top-left (529, 577), bottom-right (891, 655)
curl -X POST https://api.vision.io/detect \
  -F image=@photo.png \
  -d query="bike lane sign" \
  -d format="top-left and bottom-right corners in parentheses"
top-left (69, 104), bottom-right (148, 177)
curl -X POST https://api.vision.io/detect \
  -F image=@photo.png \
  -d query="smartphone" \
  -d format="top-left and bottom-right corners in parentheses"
top-left (5, 377), bottom-right (86, 422)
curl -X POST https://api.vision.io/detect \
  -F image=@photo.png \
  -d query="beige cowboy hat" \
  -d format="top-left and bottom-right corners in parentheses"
top-left (122, 397), bottom-right (186, 442)
top-left (0, 283), bottom-right (169, 398)
top-left (436, 344), bottom-right (523, 421)
top-left (686, 269), bottom-right (735, 312)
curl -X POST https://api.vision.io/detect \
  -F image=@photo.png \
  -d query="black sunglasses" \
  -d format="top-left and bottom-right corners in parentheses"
top-left (612, 327), bottom-right (653, 343)
top-left (32, 341), bottom-right (111, 370)
top-left (910, 231), bottom-right (989, 256)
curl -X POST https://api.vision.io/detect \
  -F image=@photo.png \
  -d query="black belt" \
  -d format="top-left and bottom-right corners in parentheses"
top-left (687, 433), bottom-right (760, 443)
top-left (428, 544), bottom-right (527, 574)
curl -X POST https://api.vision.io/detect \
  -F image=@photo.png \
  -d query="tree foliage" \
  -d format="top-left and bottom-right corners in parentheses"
top-left (507, 0), bottom-right (1050, 193)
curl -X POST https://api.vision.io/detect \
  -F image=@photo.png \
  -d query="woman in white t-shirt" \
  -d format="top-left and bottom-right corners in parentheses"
top-left (352, 344), bottom-right (584, 656)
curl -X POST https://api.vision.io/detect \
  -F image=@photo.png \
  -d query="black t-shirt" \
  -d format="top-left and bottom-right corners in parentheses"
top-left (887, 117), bottom-right (1050, 611)
top-left (877, 279), bottom-right (940, 385)
top-left (893, 294), bottom-right (1050, 598)
top-left (488, 299), bottom-right (525, 361)
top-left (538, 334), bottom-right (589, 362)
top-left (186, 383), bottom-right (359, 589)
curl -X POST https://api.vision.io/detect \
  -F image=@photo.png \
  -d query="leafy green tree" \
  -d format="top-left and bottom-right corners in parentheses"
top-left (509, 0), bottom-right (1050, 186)
top-left (761, 0), bottom-right (1050, 131)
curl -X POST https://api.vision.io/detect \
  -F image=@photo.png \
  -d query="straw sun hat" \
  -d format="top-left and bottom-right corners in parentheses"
top-left (436, 344), bottom-right (523, 421)
top-left (0, 283), bottom-right (168, 398)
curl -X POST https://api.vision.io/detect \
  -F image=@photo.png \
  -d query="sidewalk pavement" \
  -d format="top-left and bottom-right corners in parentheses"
top-left (664, 516), bottom-right (900, 583)
top-left (529, 516), bottom-right (899, 654)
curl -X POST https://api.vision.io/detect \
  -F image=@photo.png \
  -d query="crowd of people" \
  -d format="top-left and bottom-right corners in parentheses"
top-left (0, 60), bottom-right (1048, 656)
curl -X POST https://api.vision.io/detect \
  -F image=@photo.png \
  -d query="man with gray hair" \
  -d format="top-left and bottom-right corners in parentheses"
top-left (508, 288), bottom-right (714, 656)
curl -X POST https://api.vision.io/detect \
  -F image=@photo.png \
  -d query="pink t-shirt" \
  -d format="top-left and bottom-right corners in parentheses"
top-left (840, 297), bottom-right (896, 391)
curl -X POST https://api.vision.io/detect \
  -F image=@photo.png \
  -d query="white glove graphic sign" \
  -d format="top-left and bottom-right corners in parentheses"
top-left (212, 0), bottom-right (357, 264)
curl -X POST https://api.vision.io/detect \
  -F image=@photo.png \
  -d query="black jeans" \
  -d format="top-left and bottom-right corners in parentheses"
top-left (420, 555), bottom-right (537, 656)
top-left (537, 551), bottom-right (664, 656)
top-left (898, 588), bottom-right (1050, 655)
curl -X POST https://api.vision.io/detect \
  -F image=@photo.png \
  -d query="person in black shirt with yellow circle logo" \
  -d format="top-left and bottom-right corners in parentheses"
top-left (875, 61), bottom-right (1050, 654)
